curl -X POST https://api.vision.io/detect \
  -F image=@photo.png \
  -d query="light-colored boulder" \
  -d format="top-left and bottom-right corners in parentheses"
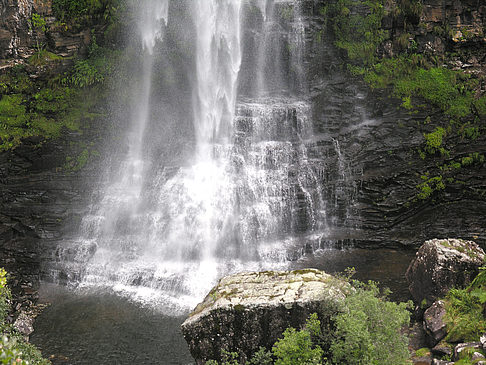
top-left (406, 239), bottom-right (484, 306)
top-left (181, 269), bottom-right (348, 364)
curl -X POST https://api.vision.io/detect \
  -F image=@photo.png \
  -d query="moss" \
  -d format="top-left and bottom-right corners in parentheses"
top-left (416, 175), bottom-right (445, 200)
top-left (233, 304), bottom-right (245, 312)
top-left (0, 69), bottom-right (34, 94)
top-left (474, 96), bottom-right (486, 116)
top-left (0, 63), bottom-right (111, 151)
top-left (424, 127), bottom-right (447, 155)
top-left (461, 153), bottom-right (485, 167)
top-left (415, 348), bottom-right (430, 357)
top-left (324, 0), bottom-right (388, 66)
top-left (28, 50), bottom-right (63, 66)
top-left (0, 94), bottom-right (29, 127)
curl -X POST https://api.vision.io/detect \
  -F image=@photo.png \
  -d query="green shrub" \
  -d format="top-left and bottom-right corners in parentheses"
top-left (424, 127), bottom-right (447, 155)
top-left (272, 314), bottom-right (323, 365)
top-left (248, 347), bottom-right (273, 365)
top-left (52, 0), bottom-right (119, 23)
top-left (205, 350), bottom-right (239, 365)
top-left (0, 269), bottom-right (10, 323)
top-left (414, 347), bottom-right (430, 357)
top-left (330, 281), bottom-right (411, 365)
top-left (28, 50), bottom-right (63, 67)
top-left (203, 279), bottom-right (411, 365)
top-left (416, 175), bottom-right (445, 200)
top-left (444, 287), bottom-right (486, 342)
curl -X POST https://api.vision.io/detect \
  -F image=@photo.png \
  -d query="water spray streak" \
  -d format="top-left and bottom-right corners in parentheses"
top-left (52, 0), bottom-right (330, 314)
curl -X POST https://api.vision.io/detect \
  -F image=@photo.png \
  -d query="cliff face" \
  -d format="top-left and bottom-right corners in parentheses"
top-left (0, 0), bottom-right (36, 61)
top-left (0, 0), bottom-right (485, 302)
top-left (0, 0), bottom-right (91, 67)
top-left (302, 0), bottom-right (486, 248)
top-left (0, 0), bottom-right (104, 307)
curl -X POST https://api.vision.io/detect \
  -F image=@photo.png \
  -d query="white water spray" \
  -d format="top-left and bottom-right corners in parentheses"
top-left (53, 0), bottom-right (328, 313)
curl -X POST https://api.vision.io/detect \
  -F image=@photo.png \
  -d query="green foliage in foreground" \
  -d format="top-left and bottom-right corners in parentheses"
top-left (444, 268), bottom-right (486, 343)
top-left (330, 281), bottom-right (411, 365)
top-left (0, 268), bottom-right (50, 365)
top-left (272, 314), bottom-right (323, 365)
top-left (205, 279), bottom-right (411, 365)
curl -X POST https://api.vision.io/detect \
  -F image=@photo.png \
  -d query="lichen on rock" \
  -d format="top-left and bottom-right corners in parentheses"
top-left (406, 238), bottom-right (485, 306)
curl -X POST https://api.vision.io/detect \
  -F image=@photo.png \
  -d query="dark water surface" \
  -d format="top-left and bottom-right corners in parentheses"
top-left (30, 286), bottom-right (194, 365)
top-left (31, 248), bottom-right (415, 365)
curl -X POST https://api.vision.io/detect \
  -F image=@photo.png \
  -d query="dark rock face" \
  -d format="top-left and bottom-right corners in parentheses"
top-left (406, 239), bottom-right (485, 305)
top-left (431, 342), bottom-right (453, 359)
top-left (298, 0), bottom-right (486, 249)
top-left (0, 0), bottom-right (91, 68)
top-left (0, 136), bottom-right (97, 310)
top-left (181, 269), bottom-right (347, 364)
top-left (424, 300), bottom-right (447, 346)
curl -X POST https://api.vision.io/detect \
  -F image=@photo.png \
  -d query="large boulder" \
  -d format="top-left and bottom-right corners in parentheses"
top-left (181, 269), bottom-right (348, 364)
top-left (406, 239), bottom-right (485, 306)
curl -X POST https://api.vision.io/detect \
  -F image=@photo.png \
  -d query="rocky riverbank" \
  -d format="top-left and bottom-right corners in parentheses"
top-left (182, 238), bottom-right (486, 364)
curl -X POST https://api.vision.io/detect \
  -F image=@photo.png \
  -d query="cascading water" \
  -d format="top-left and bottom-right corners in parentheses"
top-left (50, 0), bottom-right (331, 313)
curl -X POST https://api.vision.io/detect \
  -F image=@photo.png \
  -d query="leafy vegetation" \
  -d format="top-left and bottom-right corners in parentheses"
top-left (330, 281), bottom-right (411, 365)
top-left (416, 175), bottom-right (445, 200)
top-left (272, 314), bottom-right (323, 365)
top-left (52, 0), bottom-right (121, 25)
top-left (0, 68), bottom-right (99, 151)
top-left (0, 269), bottom-right (50, 364)
top-left (0, 29), bottom-right (118, 151)
top-left (320, 0), bottom-right (485, 204)
top-left (322, 0), bottom-right (388, 66)
top-left (414, 347), bottom-right (430, 358)
top-left (444, 268), bottom-right (486, 343)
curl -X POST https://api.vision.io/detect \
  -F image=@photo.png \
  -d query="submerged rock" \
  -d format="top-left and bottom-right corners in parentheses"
top-left (406, 239), bottom-right (485, 306)
top-left (181, 269), bottom-right (348, 364)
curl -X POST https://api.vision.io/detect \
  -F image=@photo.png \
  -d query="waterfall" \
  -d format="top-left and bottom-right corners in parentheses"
top-left (193, 0), bottom-right (242, 156)
top-left (50, 0), bottom-right (330, 313)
